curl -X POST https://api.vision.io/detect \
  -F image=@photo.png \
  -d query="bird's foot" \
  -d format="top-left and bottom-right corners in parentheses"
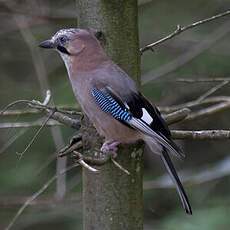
top-left (100, 140), bottom-right (120, 158)
top-left (59, 134), bottom-right (82, 157)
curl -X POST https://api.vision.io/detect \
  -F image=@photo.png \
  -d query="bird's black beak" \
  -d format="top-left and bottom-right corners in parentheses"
top-left (39, 40), bottom-right (55, 49)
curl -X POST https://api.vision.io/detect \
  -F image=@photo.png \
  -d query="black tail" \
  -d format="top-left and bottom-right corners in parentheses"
top-left (161, 147), bottom-right (192, 215)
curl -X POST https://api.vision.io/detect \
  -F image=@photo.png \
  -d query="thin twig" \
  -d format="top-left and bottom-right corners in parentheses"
top-left (0, 100), bottom-right (32, 115)
top-left (73, 151), bottom-right (98, 173)
top-left (196, 80), bottom-right (229, 102)
top-left (111, 158), bottom-right (130, 175)
top-left (0, 108), bottom-right (42, 116)
top-left (2, 99), bottom-right (230, 140)
top-left (2, 93), bottom-right (229, 120)
top-left (16, 111), bottom-right (55, 159)
top-left (185, 101), bottom-right (230, 121)
top-left (1, 99), bottom-right (81, 130)
top-left (1, 90), bottom-right (51, 116)
top-left (62, 143), bottom-right (130, 175)
top-left (59, 141), bottom-right (83, 157)
top-left (0, 106), bottom-right (81, 116)
top-left (41, 90), bottom-right (51, 105)
top-left (0, 120), bottom-right (60, 129)
top-left (2, 96), bottom-right (229, 118)
top-left (4, 163), bottom-right (79, 230)
top-left (1, 155), bottom-right (230, 207)
top-left (175, 77), bottom-right (230, 83)
top-left (78, 159), bottom-right (99, 173)
top-left (141, 17), bottom-right (230, 84)
top-left (159, 96), bottom-right (230, 113)
top-left (5, 178), bottom-right (56, 230)
top-left (0, 195), bottom-right (81, 207)
top-left (31, 90), bottom-right (51, 106)
top-left (140, 9), bottom-right (230, 53)
top-left (60, 142), bottom-right (130, 174)
top-left (13, 8), bottom-right (67, 199)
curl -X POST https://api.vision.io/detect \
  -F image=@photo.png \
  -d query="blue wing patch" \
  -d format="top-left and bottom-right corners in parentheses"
top-left (91, 88), bottom-right (184, 158)
top-left (91, 88), bottom-right (132, 122)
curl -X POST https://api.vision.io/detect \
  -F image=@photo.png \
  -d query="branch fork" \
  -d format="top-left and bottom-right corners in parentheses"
top-left (58, 136), bottom-right (130, 175)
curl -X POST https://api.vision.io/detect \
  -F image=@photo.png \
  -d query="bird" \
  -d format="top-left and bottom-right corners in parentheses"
top-left (39, 28), bottom-right (192, 215)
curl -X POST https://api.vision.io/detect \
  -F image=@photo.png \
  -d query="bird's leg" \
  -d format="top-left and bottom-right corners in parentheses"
top-left (100, 140), bottom-right (120, 157)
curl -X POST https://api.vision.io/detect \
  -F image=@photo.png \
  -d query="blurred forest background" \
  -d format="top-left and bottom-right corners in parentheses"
top-left (0, 0), bottom-right (230, 229)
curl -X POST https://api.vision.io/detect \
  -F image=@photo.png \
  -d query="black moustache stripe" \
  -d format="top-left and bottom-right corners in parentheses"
top-left (57, 45), bottom-right (70, 55)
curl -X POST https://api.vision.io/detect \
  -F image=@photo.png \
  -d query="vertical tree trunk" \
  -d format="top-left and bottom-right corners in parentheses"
top-left (76, 1), bottom-right (143, 229)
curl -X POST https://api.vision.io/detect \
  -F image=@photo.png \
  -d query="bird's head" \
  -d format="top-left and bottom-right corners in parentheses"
top-left (39, 28), bottom-right (106, 71)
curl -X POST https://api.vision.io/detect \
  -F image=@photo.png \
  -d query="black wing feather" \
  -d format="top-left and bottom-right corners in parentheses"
top-left (124, 92), bottom-right (184, 158)
top-left (97, 87), bottom-right (184, 158)
top-left (128, 93), bottom-right (171, 138)
top-left (93, 86), bottom-right (191, 214)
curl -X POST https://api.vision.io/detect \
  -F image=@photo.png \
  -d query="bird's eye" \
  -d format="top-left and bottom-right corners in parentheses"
top-left (59, 35), bottom-right (68, 44)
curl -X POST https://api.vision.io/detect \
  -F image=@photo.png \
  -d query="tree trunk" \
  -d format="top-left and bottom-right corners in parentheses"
top-left (76, 1), bottom-right (143, 229)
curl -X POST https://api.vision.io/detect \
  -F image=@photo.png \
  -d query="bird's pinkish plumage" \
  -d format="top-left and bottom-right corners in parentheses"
top-left (39, 28), bottom-right (192, 215)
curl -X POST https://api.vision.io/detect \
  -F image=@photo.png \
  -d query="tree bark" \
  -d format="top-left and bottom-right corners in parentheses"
top-left (76, 1), bottom-right (143, 230)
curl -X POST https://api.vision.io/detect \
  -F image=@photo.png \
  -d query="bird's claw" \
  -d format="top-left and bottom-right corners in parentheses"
top-left (100, 141), bottom-right (120, 158)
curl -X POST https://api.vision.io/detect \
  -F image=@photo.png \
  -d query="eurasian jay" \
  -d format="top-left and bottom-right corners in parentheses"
top-left (39, 28), bottom-right (192, 214)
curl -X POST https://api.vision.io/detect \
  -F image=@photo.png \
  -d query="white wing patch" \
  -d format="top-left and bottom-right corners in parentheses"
top-left (129, 118), bottom-right (181, 158)
top-left (141, 108), bottom-right (153, 125)
top-left (124, 102), bottom-right (130, 109)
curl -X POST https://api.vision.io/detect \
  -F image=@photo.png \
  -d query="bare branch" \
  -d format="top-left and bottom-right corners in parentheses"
top-left (47, 109), bottom-right (81, 129)
top-left (1, 100), bottom-right (32, 115)
top-left (161, 99), bottom-right (230, 123)
top-left (171, 130), bottom-right (230, 140)
top-left (0, 105), bottom-right (81, 117)
top-left (11, 7), bottom-right (68, 199)
top-left (2, 99), bottom-right (230, 141)
top-left (60, 141), bottom-right (130, 175)
top-left (0, 120), bottom-right (60, 129)
top-left (2, 155), bottom-right (230, 207)
top-left (196, 80), bottom-right (229, 102)
top-left (0, 108), bottom-right (43, 116)
top-left (111, 158), bottom-right (130, 175)
top-left (1, 98), bottom-right (81, 130)
top-left (71, 149), bottom-right (111, 166)
top-left (159, 96), bottom-right (230, 113)
top-left (73, 151), bottom-right (99, 173)
top-left (186, 101), bottom-right (230, 121)
top-left (78, 159), bottom-right (98, 173)
top-left (175, 77), bottom-right (230, 83)
top-left (2, 96), bottom-right (230, 121)
top-left (0, 195), bottom-right (81, 207)
top-left (163, 108), bottom-right (191, 125)
top-left (33, 89), bottom-right (51, 106)
top-left (141, 18), bottom-right (230, 84)
top-left (59, 140), bottom-right (83, 158)
top-left (60, 139), bottom-right (131, 174)
top-left (140, 9), bottom-right (230, 53)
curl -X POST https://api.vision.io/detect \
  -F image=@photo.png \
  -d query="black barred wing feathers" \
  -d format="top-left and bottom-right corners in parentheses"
top-left (91, 87), bottom-right (184, 159)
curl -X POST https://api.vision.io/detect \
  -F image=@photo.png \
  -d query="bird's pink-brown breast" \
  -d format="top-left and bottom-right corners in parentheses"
top-left (69, 70), bottom-right (141, 143)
